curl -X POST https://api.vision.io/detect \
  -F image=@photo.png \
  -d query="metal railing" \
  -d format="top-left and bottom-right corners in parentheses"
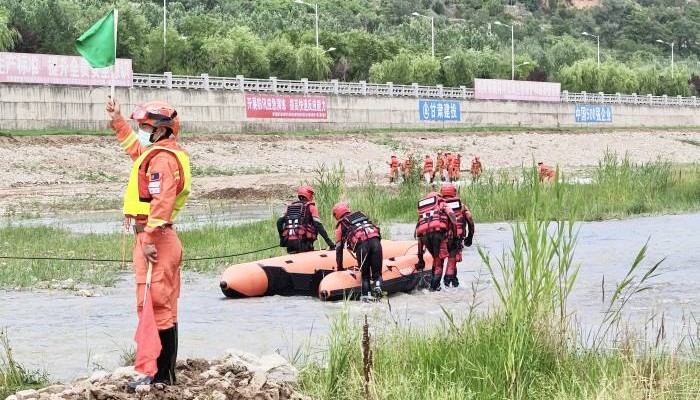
top-left (132, 73), bottom-right (698, 107)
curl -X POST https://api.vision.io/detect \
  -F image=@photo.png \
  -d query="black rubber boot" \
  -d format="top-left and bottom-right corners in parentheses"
top-left (371, 277), bottom-right (383, 299)
top-left (430, 273), bottom-right (442, 291)
top-left (361, 278), bottom-right (371, 298)
top-left (152, 326), bottom-right (176, 384)
top-left (171, 323), bottom-right (178, 384)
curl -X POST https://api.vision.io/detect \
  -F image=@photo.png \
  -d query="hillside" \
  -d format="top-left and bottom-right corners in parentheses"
top-left (0, 0), bottom-right (697, 95)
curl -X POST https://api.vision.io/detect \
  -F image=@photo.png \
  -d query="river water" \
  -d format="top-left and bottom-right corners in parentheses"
top-left (1, 213), bottom-right (698, 382)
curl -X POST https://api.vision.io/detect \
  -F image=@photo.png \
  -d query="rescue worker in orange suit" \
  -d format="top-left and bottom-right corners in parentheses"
top-left (332, 202), bottom-right (383, 301)
top-left (470, 155), bottom-right (483, 180)
top-left (439, 183), bottom-right (475, 288)
top-left (433, 152), bottom-right (444, 182)
top-left (277, 185), bottom-right (335, 253)
top-left (414, 191), bottom-right (457, 291)
top-left (440, 152), bottom-right (450, 182)
top-left (402, 155), bottom-right (412, 181)
top-left (422, 155), bottom-right (434, 184)
top-left (106, 97), bottom-right (189, 388)
top-left (446, 152), bottom-right (455, 182)
top-left (452, 154), bottom-right (462, 181)
top-left (387, 155), bottom-right (399, 183)
top-left (538, 161), bottom-right (555, 182)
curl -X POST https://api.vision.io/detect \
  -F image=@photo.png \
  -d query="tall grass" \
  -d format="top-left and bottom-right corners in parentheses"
top-left (330, 153), bottom-right (700, 224)
top-left (297, 176), bottom-right (700, 400)
top-left (0, 330), bottom-right (49, 398)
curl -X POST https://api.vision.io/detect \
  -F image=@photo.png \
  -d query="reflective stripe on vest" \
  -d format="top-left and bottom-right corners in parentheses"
top-left (123, 146), bottom-right (191, 219)
top-left (416, 195), bottom-right (448, 236)
top-left (445, 198), bottom-right (466, 237)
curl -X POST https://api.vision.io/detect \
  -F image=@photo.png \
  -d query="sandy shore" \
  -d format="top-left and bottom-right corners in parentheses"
top-left (1, 129), bottom-right (699, 215)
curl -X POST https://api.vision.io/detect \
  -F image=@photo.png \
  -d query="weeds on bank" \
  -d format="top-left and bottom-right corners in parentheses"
top-left (297, 174), bottom-right (700, 400)
top-left (0, 330), bottom-right (49, 398)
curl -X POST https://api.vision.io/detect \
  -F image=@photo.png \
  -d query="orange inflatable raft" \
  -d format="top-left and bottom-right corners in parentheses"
top-left (220, 240), bottom-right (419, 298)
top-left (317, 253), bottom-right (433, 301)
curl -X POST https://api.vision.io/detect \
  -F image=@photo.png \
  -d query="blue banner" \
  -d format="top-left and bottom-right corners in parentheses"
top-left (419, 100), bottom-right (460, 121)
top-left (575, 105), bottom-right (612, 123)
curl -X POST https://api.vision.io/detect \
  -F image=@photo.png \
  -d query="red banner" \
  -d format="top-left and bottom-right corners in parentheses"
top-left (0, 52), bottom-right (133, 87)
top-left (245, 94), bottom-right (327, 119)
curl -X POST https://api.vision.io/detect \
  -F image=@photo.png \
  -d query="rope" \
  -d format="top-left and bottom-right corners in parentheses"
top-left (0, 245), bottom-right (279, 263)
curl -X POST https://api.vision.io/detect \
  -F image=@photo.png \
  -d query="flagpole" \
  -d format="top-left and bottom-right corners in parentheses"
top-left (111, 8), bottom-right (118, 99)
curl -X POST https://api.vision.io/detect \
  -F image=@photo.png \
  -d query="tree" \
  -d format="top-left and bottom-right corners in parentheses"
top-left (442, 50), bottom-right (480, 87)
top-left (544, 35), bottom-right (595, 76)
top-left (0, 7), bottom-right (18, 51)
top-left (266, 37), bottom-right (297, 79)
top-left (295, 45), bottom-right (331, 81)
top-left (343, 29), bottom-right (398, 81)
top-left (201, 27), bottom-right (270, 78)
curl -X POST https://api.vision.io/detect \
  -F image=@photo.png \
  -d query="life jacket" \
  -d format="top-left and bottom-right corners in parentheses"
top-left (423, 158), bottom-right (433, 173)
top-left (339, 211), bottom-right (380, 251)
top-left (390, 158), bottom-right (399, 168)
top-left (415, 194), bottom-right (449, 236)
top-left (123, 146), bottom-right (190, 219)
top-left (454, 157), bottom-right (461, 170)
top-left (444, 197), bottom-right (467, 238)
top-left (281, 201), bottom-right (317, 241)
top-left (403, 159), bottom-right (411, 174)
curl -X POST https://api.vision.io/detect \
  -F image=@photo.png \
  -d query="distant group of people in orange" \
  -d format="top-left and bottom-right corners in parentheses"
top-left (388, 152), bottom-right (483, 184)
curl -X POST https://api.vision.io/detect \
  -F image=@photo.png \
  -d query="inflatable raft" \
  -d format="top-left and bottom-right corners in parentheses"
top-left (220, 240), bottom-right (419, 298)
top-left (317, 253), bottom-right (433, 301)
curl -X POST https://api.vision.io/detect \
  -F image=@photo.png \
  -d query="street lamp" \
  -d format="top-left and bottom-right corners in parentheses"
top-left (443, 55), bottom-right (451, 60)
top-left (494, 21), bottom-right (515, 80)
top-left (516, 61), bottom-right (530, 68)
top-left (412, 12), bottom-right (435, 58)
top-left (294, 0), bottom-right (319, 49)
top-left (656, 39), bottom-right (675, 78)
top-left (581, 31), bottom-right (600, 67)
top-left (324, 47), bottom-right (336, 53)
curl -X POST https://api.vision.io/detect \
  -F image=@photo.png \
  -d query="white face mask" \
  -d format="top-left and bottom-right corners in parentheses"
top-left (136, 128), bottom-right (153, 147)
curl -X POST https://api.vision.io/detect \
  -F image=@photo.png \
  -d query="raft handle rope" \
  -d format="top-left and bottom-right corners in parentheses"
top-left (0, 245), bottom-right (279, 263)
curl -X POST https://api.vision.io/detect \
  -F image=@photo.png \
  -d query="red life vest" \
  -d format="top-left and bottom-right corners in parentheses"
top-left (281, 201), bottom-right (317, 241)
top-left (423, 158), bottom-right (434, 173)
top-left (444, 197), bottom-right (466, 238)
top-left (415, 194), bottom-right (449, 236)
top-left (339, 212), bottom-right (380, 251)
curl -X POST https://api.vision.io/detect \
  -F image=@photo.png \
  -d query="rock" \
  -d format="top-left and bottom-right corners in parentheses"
top-left (204, 378), bottom-right (219, 388)
top-left (15, 390), bottom-right (38, 400)
top-left (199, 367), bottom-right (220, 379)
top-left (5, 395), bottom-right (18, 400)
top-left (258, 354), bottom-right (298, 383)
top-left (110, 366), bottom-right (138, 380)
top-left (210, 391), bottom-right (226, 400)
top-left (249, 372), bottom-right (267, 392)
top-left (88, 370), bottom-right (109, 383)
top-left (135, 385), bottom-right (150, 394)
top-left (42, 385), bottom-right (65, 395)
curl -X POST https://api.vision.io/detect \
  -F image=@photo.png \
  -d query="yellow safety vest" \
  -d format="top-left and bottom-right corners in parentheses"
top-left (123, 146), bottom-right (191, 221)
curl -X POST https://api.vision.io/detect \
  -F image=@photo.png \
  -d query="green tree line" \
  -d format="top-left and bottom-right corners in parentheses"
top-left (0, 0), bottom-right (697, 95)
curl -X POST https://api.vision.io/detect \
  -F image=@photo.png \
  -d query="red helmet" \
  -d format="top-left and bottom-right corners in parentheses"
top-left (130, 101), bottom-right (180, 136)
top-left (297, 185), bottom-right (314, 201)
top-left (440, 183), bottom-right (457, 198)
top-left (332, 202), bottom-right (350, 221)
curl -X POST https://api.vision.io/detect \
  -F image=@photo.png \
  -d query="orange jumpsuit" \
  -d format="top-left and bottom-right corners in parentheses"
top-left (112, 117), bottom-right (185, 330)
top-left (434, 154), bottom-right (444, 181)
top-left (538, 163), bottom-right (555, 182)
top-left (422, 156), bottom-right (434, 183)
top-left (452, 155), bottom-right (462, 181)
top-left (440, 153), bottom-right (449, 181)
top-left (402, 158), bottom-right (411, 179)
top-left (470, 157), bottom-right (482, 179)
top-left (388, 156), bottom-right (399, 183)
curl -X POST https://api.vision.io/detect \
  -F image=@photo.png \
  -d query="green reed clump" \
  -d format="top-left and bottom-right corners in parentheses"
top-left (297, 179), bottom-right (700, 400)
top-left (0, 330), bottom-right (49, 398)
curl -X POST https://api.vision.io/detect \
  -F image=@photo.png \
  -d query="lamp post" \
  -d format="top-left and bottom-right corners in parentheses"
top-left (443, 55), bottom-right (451, 60)
top-left (656, 39), bottom-right (675, 79)
top-left (581, 31), bottom-right (600, 67)
top-left (324, 47), bottom-right (336, 53)
top-left (294, 0), bottom-right (319, 48)
top-left (494, 21), bottom-right (514, 80)
top-left (163, 0), bottom-right (167, 71)
top-left (412, 12), bottom-right (435, 58)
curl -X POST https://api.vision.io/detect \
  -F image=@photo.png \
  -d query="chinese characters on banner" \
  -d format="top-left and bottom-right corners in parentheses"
top-left (575, 105), bottom-right (613, 123)
top-left (419, 100), bottom-right (461, 121)
top-left (0, 52), bottom-right (133, 86)
top-left (245, 94), bottom-right (327, 119)
top-left (474, 79), bottom-right (561, 102)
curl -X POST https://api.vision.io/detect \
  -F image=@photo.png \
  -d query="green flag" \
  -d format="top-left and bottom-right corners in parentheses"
top-left (75, 10), bottom-right (116, 68)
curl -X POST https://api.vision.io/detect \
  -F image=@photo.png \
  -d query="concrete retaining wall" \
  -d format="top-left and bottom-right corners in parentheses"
top-left (0, 83), bottom-right (698, 132)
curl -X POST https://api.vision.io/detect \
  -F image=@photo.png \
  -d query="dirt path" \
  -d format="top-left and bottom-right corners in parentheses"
top-left (1, 130), bottom-right (699, 215)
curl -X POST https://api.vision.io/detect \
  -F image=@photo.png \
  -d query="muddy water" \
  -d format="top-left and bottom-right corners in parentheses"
top-left (1, 213), bottom-right (698, 383)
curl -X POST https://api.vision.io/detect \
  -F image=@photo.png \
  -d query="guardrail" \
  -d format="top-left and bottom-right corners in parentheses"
top-left (132, 73), bottom-right (699, 107)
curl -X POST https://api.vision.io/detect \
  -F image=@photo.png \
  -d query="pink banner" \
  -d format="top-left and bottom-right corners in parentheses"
top-left (0, 52), bottom-right (133, 87)
top-left (474, 79), bottom-right (561, 102)
top-left (245, 94), bottom-right (327, 119)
